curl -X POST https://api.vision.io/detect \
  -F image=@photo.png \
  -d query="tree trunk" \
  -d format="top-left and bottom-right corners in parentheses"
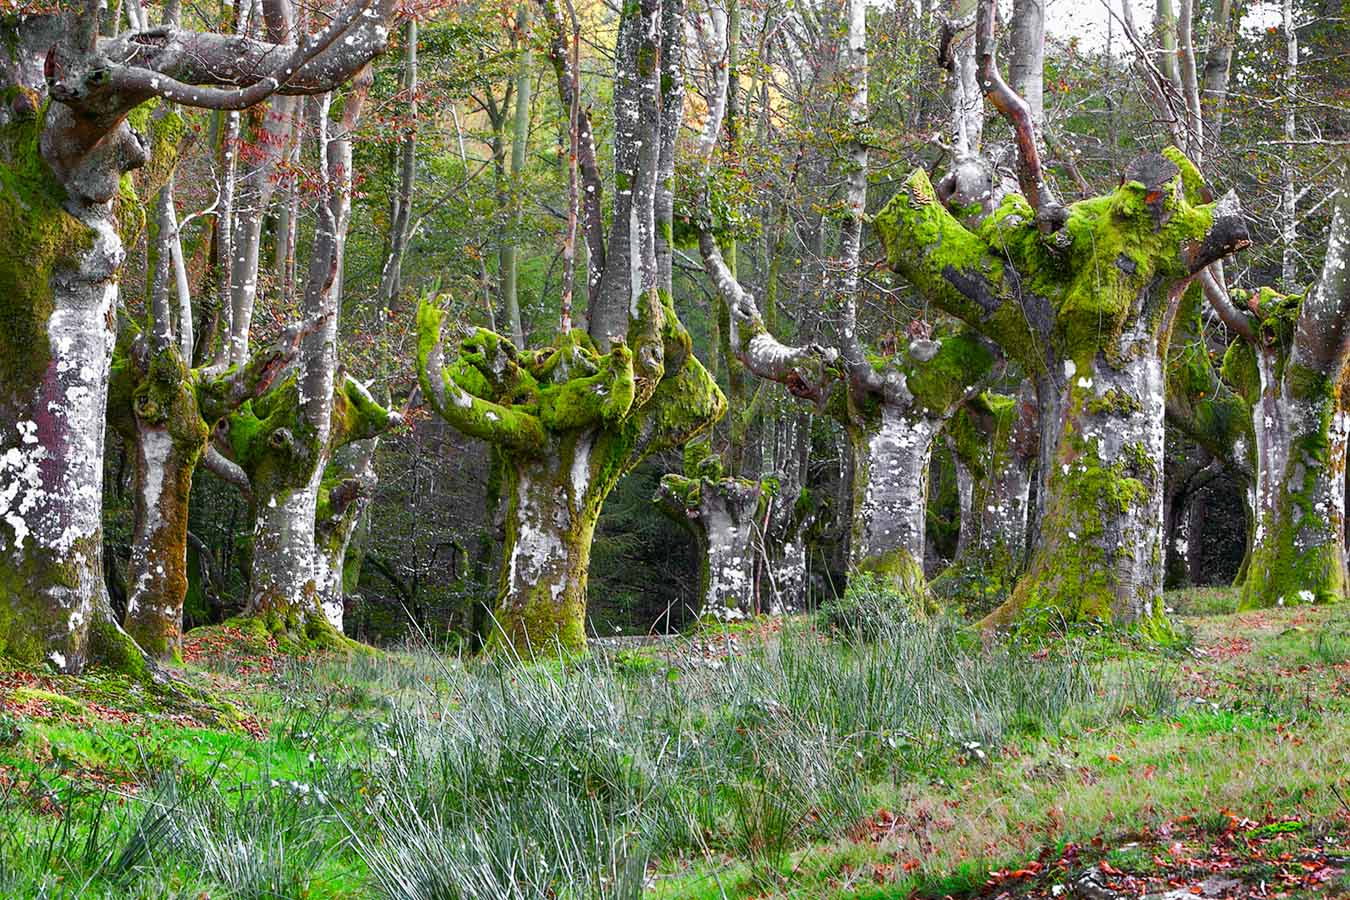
top-left (502, 3), bottom-right (532, 348)
top-left (229, 96), bottom-right (298, 366)
top-left (849, 406), bottom-right (940, 602)
top-left (1221, 191), bottom-right (1350, 608)
top-left (0, 96), bottom-right (148, 672)
top-left (314, 437), bottom-right (380, 630)
top-left (985, 345), bottom-right (1171, 634)
top-left (378, 18), bottom-right (418, 305)
top-left (1, 0), bottom-right (397, 670)
top-left (0, 186), bottom-right (126, 672)
top-left (493, 438), bottom-right (597, 653)
top-left (935, 390), bottom-right (1036, 605)
top-left (656, 455), bottom-right (767, 620)
top-left (241, 87), bottom-right (364, 633)
top-left (1241, 368), bottom-right (1348, 606)
top-left (878, 149), bottom-right (1250, 633)
top-left (111, 345), bottom-right (209, 662)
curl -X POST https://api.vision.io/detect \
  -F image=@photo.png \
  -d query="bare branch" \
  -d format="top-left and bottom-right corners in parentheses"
top-left (974, 0), bottom-right (1064, 231)
top-left (104, 0), bottom-right (396, 111)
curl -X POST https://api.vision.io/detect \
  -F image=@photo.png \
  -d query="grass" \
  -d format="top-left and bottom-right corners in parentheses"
top-left (0, 590), bottom-right (1346, 898)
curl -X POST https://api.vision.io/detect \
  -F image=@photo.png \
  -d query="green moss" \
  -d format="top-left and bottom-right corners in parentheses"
top-left (902, 332), bottom-right (995, 414)
top-left (878, 150), bottom-right (1223, 373)
top-left (853, 548), bottom-right (931, 614)
top-left (1086, 389), bottom-right (1143, 416)
top-left (0, 558), bottom-right (67, 668)
top-left (0, 108), bottom-right (97, 394)
top-left (85, 616), bottom-right (149, 678)
top-left (331, 375), bottom-right (398, 445)
top-left (421, 282), bottom-right (723, 657)
top-left (983, 424), bottom-right (1172, 637)
top-left (873, 171), bottom-right (1042, 375)
top-left (1220, 340), bottom-right (1260, 405)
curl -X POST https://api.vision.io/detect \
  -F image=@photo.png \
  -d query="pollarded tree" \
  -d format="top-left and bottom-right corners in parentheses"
top-left (225, 372), bottom-right (400, 632)
top-left (1219, 180), bottom-right (1350, 607)
top-left (417, 0), bottom-right (725, 655)
top-left (654, 442), bottom-right (773, 620)
top-left (696, 0), bottom-right (998, 606)
top-left (874, 0), bottom-right (1251, 634)
top-left (0, 1), bottom-right (398, 672)
top-left (1121, 0), bottom-right (1348, 609)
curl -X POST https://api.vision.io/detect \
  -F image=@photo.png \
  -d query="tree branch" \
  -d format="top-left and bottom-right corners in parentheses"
top-left (974, 0), bottom-right (1064, 231)
top-left (100, 0), bottom-right (396, 111)
top-left (699, 232), bottom-right (840, 407)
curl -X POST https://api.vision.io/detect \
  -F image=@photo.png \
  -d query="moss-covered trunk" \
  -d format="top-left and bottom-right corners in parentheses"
top-left (491, 437), bottom-right (598, 654)
top-left (1219, 282), bottom-right (1348, 608)
top-left (936, 391), bottom-right (1036, 607)
top-left (849, 405), bottom-right (939, 602)
top-left (109, 334), bottom-right (213, 662)
top-left (0, 116), bottom-right (141, 672)
top-left (984, 348), bottom-right (1170, 634)
top-left (122, 425), bottom-right (202, 661)
top-left (1241, 361), bottom-right (1348, 607)
top-left (656, 462), bottom-right (766, 619)
top-left (313, 438), bottom-right (379, 630)
top-left (878, 149), bottom-right (1250, 633)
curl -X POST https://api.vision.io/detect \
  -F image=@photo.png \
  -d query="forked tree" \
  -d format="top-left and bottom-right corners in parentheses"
top-left (417, 0), bottom-right (725, 655)
top-left (875, 0), bottom-right (1251, 633)
top-left (0, 0), bottom-right (399, 672)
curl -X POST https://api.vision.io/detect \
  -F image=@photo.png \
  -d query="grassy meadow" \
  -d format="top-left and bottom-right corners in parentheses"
top-left (0, 591), bottom-right (1347, 898)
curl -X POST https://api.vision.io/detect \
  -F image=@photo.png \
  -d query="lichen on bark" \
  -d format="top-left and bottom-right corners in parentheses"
top-left (223, 374), bottom-right (399, 637)
top-left (877, 148), bottom-right (1251, 634)
top-left (932, 388), bottom-right (1037, 613)
top-left (418, 296), bottom-right (725, 656)
top-left (655, 442), bottom-right (772, 620)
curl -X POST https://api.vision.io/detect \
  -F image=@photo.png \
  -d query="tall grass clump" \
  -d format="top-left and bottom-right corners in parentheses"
top-left (336, 616), bottom-right (1103, 895)
top-left (0, 615), bottom-right (1157, 898)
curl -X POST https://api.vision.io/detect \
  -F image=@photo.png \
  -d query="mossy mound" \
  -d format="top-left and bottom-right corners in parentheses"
top-left (184, 618), bottom-right (376, 667)
top-left (0, 664), bottom-right (254, 734)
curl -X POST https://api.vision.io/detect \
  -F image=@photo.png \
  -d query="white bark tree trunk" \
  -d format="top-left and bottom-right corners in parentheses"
top-left (851, 406), bottom-right (940, 598)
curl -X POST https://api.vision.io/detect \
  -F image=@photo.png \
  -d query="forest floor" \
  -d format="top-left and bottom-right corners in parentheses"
top-left (0, 591), bottom-right (1346, 898)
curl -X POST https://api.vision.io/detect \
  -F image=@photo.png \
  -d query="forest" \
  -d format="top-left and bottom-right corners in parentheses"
top-left (0, 0), bottom-right (1348, 894)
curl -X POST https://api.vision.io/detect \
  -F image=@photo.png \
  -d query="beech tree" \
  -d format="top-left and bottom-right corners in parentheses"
top-left (219, 84), bottom-right (402, 637)
top-left (655, 442), bottom-right (771, 619)
top-left (1225, 184), bottom-right (1350, 606)
top-left (0, 0), bottom-right (399, 672)
top-left (875, 0), bottom-right (1251, 633)
top-left (698, 0), bottom-right (998, 607)
top-left (417, 0), bottom-right (725, 655)
top-left (1123, 0), bottom-right (1349, 608)
top-left (108, 316), bottom-right (304, 662)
